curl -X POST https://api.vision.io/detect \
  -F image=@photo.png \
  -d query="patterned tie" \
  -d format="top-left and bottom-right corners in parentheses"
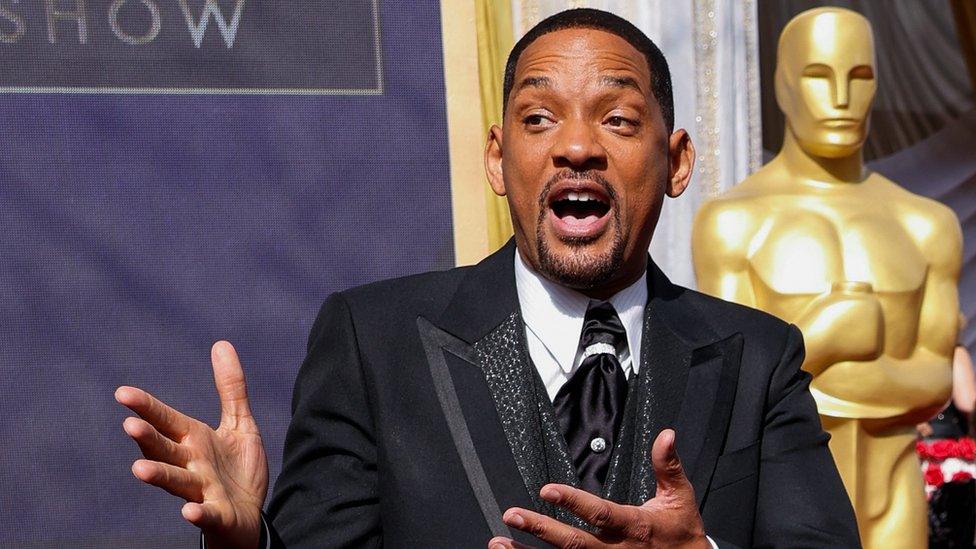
top-left (553, 301), bottom-right (629, 494)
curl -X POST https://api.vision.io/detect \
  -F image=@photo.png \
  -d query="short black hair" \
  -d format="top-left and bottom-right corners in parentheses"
top-left (502, 8), bottom-right (674, 133)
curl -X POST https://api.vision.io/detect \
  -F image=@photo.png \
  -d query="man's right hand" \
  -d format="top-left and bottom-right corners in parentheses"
top-left (116, 341), bottom-right (268, 549)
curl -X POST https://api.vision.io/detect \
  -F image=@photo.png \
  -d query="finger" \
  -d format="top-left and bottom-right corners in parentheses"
top-left (488, 536), bottom-right (536, 549)
top-left (539, 483), bottom-right (636, 532)
top-left (182, 501), bottom-right (229, 530)
top-left (116, 386), bottom-right (193, 441)
top-left (211, 341), bottom-right (254, 428)
top-left (651, 429), bottom-right (693, 500)
top-left (503, 507), bottom-right (600, 548)
top-left (131, 459), bottom-right (204, 503)
top-left (123, 416), bottom-right (189, 466)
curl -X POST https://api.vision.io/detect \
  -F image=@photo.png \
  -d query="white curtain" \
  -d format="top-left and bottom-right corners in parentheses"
top-left (510, 0), bottom-right (762, 288)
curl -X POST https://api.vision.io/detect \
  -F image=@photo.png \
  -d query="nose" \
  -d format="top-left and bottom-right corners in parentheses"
top-left (832, 75), bottom-right (850, 109)
top-left (552, 118), bottom-right (607, 169)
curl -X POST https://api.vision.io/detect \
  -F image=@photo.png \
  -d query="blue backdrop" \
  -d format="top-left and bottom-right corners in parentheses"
top-left (0, 1), bottom-right (455, 546)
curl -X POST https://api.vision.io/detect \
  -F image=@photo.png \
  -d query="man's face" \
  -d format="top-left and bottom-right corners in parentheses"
top-left (486, 28), bottom-right (688, 295)
top-left (776, 11), bottom-right (876, 158)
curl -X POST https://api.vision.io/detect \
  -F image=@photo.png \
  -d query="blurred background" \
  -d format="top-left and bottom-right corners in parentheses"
top-left (0, 0), bottom-right (971, 546)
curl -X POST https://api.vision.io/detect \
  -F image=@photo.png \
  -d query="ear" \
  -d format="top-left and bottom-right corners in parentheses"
top-left (666, 129), bottom-right (695, 198)
top-left (485, 124), bottom-right (506, 197)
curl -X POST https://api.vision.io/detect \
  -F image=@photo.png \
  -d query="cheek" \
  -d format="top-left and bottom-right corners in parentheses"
top-left (609, 142), bottom-right (666, 210)
top-left (849, 80), bottom-right (876, 117)
top-left (504, 140), bottom-right (552, 202)
top-left (501, 166), bottom-right (542, 223)
top-left (618, 172), bottom-right (664, 228)
top-left (796, 84), bottom-right (825, 121)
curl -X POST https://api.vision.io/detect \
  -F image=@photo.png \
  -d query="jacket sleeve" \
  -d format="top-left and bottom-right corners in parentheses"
top-left (264, 292), bottom-right (382, 548)
top-left (752, 324), bottom-right (861, 548)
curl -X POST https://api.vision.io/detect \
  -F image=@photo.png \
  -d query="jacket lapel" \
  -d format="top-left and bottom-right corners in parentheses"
top-left (678, 333), bottom-right (744, 506)
top-left (416, 316), bottom-right (511, 537)
top-left (626, 296), bottom-right (695, 503)
top-left (419, 240), bottom-right (549, 545)
top-left (626, 263), bottom-right (745, 508)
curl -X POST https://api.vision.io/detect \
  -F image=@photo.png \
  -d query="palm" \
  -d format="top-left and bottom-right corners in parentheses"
top-left (491, 429), bottom-right (709, 549)
top-left (117, 341), bottom-right (268, 549)
top-left (209, 425), bottom-right (267, 508)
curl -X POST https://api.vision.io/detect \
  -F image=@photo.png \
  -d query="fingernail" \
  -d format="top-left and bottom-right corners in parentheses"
top-left (491, 544), bottom-right (506, 549)
top-left (506, 512), bottom-right (525, 528)
top-left (540, 486), bottom-right (560, 500)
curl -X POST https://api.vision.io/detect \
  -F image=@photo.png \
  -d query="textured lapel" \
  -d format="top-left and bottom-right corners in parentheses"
top-left (626, 291), bottom-right (695, 504)
top-left (470, 311), bottom-right (553, 512)
top-left (420, 240), bottom-right (555, 545)
top-left (625, 262), bottom-right (744, 508)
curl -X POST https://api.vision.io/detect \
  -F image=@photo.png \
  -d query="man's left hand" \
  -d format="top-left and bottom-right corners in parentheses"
top-left (488, 429), bottom-right (710, 549)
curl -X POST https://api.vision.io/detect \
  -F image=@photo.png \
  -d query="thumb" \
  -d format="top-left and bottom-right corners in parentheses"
top-left (211, 340), bottom-right (254, 427)
top-left (651, 429), bottom-right (693, 500)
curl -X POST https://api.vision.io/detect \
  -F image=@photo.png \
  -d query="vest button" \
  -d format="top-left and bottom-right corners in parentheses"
top-left (590, 437), bottom-right (607, 453)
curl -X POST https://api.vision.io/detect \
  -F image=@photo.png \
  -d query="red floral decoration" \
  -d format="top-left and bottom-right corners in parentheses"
top-left (916, 437), bottom-right (976, 462)
top-left (951, 471), bottom-right (973, 483)
top-left (925, 463), bottom-right (945, 487)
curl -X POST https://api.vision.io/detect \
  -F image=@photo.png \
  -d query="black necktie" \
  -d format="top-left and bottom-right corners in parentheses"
top-left (553, 301), bottom-right (629, 494)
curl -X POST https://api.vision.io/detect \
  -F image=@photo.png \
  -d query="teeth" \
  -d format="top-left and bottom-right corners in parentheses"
top-left (563, 192), bottom-right (600, 202)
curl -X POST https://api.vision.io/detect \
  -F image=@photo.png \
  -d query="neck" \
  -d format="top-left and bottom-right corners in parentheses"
top-left (776, 130), bottom-right (865, 184)
top-left (515, 247), bottom-right (648, 301)
top-left (577, 257), bottom-right (647, 301)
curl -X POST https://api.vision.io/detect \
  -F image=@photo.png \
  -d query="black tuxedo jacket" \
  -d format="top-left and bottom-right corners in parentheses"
top-left (264, 242), bottom-right (859, 548)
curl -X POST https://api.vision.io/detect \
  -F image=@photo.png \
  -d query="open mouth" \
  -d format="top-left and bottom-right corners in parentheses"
top-left (545, 182), bottom-right (614, 240)
top-left (550, 191), bottom-right (611, 222)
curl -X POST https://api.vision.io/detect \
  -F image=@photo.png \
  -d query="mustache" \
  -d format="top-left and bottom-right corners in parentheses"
top-left (536, 170), bottom-right (618, 211)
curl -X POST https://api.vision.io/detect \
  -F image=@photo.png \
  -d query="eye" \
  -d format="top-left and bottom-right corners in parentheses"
top-left (523, 113), bottom-right (554, 129)
top-left (849, 65), bottom-right (874, 80)
top-left (604, 115), bottom-right (640, 133)
top-left (801, 63), bottom-right (832, 78)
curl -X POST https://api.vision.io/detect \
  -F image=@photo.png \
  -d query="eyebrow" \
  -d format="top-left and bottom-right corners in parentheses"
top-left (516, 75), bottom-right (551, 92)
top-left (600, 75), bottom-right (643, 93)
top-left (513, 74), bottom-right (644, 95)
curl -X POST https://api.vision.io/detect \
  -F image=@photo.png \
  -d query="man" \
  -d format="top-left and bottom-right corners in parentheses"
top-left (116, 9), bottom-right (859, 548)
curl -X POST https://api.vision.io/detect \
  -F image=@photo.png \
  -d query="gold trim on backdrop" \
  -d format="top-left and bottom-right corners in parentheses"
top-left (441, 0), bottom-right (516, 266)
top-left (441, 0), bottom-right (491, 265)
top-left (476, 0), bottom-right (515, 252)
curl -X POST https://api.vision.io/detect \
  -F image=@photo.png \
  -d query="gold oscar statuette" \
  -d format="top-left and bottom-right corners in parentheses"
top-left (691, 7), bottom-right (963, 547)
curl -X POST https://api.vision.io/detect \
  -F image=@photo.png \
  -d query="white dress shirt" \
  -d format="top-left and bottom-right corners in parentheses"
top-left (513, 251), bottom-right (647, 401)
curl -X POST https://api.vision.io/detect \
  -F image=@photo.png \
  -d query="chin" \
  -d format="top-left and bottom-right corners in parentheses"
top-left (800, 134), bottom-right (864, 159)
top-left (535, 230), bottom-right (626, 290)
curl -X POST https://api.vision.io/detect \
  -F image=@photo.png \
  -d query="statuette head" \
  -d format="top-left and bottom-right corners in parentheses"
top-left (775, 7), bottom-right (876, 159)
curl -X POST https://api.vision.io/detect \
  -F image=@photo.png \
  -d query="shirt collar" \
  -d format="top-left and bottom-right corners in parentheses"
top-left (514, 250), bottom-right (648, 375)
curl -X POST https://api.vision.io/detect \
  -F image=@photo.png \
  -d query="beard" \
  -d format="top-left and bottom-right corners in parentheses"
top-left (534, 171), bottom-right (626, 290)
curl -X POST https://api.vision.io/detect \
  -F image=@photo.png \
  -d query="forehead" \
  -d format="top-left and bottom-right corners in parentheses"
top-left (514, 28), bottom-right (651, 87)
top-left (782, 13), bottom-right (874, 68)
